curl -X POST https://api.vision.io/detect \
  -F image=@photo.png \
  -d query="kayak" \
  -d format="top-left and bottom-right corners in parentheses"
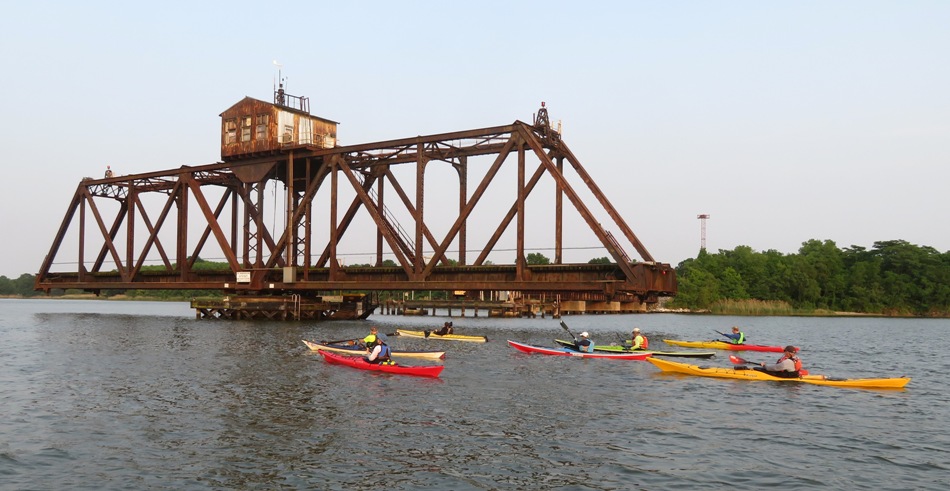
top-left (553, 339), bottom-right (716, 359)
top-left (301, 340), bottom-right (446, 360)
top-left (317, 350), bottom-right (444, 378)
top-left (396, 329), bottom-right (488, 343)
top-left (647, 357), bottom-right (910, 389)
top-left (663, 339), bottom-right (792, 353)
top-left (507, 340), bottom-right (651, 360)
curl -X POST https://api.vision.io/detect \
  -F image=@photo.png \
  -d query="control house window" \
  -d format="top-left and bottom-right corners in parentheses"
top-left (256, 114), bottom-right (269, 141)
top-left (224, 119), bottom-right (237, 144)
top-left (241, 116), bottom-right (252, 142)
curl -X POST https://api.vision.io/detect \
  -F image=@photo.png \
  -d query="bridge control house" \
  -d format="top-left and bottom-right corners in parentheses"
top-left (219, 86), bottom-right (338, 159)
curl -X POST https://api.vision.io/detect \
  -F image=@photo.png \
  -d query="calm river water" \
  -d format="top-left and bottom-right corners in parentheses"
top-left (2, 298), bottom-right (948, 490)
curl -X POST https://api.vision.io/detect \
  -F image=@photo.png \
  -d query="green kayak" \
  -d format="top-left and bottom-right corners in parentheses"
top-left (554, 339), bottom-right (716, 359)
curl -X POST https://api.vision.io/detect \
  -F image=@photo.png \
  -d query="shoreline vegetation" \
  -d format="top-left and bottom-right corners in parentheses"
top-left (6, 238), bottom-right (950, 318)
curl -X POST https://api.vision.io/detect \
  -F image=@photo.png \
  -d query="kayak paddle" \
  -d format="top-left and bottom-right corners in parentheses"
top-left (728, 354), bottom-right (759, 365)
top-left (321, 337), bottom-right (360, 345)
top-left (559, 320), bottom-right (578, 341)
top-left (323, 332), bottom-right (398, 346)
top-left (615, 334), bottom-right (633, 350)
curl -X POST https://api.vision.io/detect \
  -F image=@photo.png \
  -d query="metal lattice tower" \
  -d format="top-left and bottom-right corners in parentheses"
top-left (697, 214), bottom-right (710, 251)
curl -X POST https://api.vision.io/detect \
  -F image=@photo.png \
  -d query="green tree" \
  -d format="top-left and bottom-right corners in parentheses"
top-left (0, 275), bottom-right (13, 295)
top-left (526, 252), bottom-right (550, 265)
top-left (14, 274), bottom-right (37, 297)
top-left (718, 267), bottom-right (749, 300)
top-left (670, 260), bottom-right (720, 309)
top-left (798, 239), bottom-right (846, 309)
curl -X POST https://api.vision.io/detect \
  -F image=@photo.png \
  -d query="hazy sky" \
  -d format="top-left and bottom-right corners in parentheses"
top-left (2, 1), bottom-right (949, 279)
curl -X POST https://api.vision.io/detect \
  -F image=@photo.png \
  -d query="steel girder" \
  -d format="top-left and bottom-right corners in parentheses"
top-left (35, 108), bottom-right (676, 301)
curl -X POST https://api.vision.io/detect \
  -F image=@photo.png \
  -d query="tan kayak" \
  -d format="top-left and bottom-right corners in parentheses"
top-left (395, 329), bottom-right (488, 343)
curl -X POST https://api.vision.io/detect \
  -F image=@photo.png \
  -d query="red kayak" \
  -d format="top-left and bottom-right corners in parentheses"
top-left (318, 351), bottom-right (444, 378)
top-left (507, 340), bottom-right (651, 360)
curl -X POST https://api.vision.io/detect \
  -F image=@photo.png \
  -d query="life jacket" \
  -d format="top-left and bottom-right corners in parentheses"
top-left (576, 338), bottom-right (594, 352)
top-left (366, 343), bottom-right (391, 364)
top-left (633, 334), bottom-right (649, 350)
top-left (377, 343), bottom-right (391, 362)
top-left (774, 354), bottom-right (802, 377)
top-left (732, 332), bottom-right (745, 344)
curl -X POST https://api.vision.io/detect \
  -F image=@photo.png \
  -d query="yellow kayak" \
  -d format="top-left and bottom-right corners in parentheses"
top-left (663, 339), bottom-right (788, 352)
top-left (302, 340), bottom-right (446, 360)
top-left (647, 357), bottom-right (910, 389)
top-left (395, 329), bottom-right (488, 343)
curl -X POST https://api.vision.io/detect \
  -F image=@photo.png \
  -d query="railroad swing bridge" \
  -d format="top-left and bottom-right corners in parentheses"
top-left (34, 85), bottom-right (677, 320)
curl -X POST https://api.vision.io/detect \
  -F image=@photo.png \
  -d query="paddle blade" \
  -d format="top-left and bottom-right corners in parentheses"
top-left (728, 355), bottom-right (751, 365)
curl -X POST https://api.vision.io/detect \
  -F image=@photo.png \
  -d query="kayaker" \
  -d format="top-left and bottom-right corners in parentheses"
top-left (433, 321), bottom-right (454, 336)
top-left (358, 326), bottom-right (380, 349)
top-left (574, 332), bottom-right (595, 352)
top-left (363, 336), bottom-right (393, 365)
top-left (631, 328), bottom-right (649, 350)
top-left (720, 326), bottom-right (746, 345)
top-left (756, 345), bottom-right (802, 378)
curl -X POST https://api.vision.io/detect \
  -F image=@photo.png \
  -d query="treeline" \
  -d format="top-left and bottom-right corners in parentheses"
top-left (0, 274), bottom-right (39, 297)
top-left (0, 273), bottom-right (217, 301)
top-left (8, 240), bottom-right (950, 316)
top-left (669, 239), bottom-right (950, 316)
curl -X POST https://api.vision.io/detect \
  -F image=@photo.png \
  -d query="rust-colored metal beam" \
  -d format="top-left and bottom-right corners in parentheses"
top-left (34, 106), bottom-right (677, 302)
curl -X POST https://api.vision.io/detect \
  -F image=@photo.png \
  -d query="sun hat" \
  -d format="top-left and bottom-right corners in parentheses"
top-left (784, 345), bottom-right (797, 353)
top-left (580, 332), bottom-right (589, 337)
top-left (633, 328), bottom-right (641, 332)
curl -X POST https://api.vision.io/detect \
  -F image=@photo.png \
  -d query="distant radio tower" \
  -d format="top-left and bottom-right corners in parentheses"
top-left (697, 214), bottom-right (710, 251)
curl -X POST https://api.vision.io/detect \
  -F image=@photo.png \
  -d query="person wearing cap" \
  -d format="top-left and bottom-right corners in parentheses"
top-left (574, 331), bottom-right (594, 352)
top-left (630, 328), bottom-right (649, 350)
top-left (359, 326), bottom-right (380, 349)
top-left (363, 335), bottom-right (393, 365)
top-left (755, 345), bottom-right (802, 378)
top-left (720, 326), bottom-right (746, 345)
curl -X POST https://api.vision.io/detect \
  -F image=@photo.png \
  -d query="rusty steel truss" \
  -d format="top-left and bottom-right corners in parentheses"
top-left (35, 104), bottom-right (677, 303)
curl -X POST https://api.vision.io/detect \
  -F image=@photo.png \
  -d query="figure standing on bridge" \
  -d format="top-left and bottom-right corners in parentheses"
top-left (104, 165), bottom-right (114, 178)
